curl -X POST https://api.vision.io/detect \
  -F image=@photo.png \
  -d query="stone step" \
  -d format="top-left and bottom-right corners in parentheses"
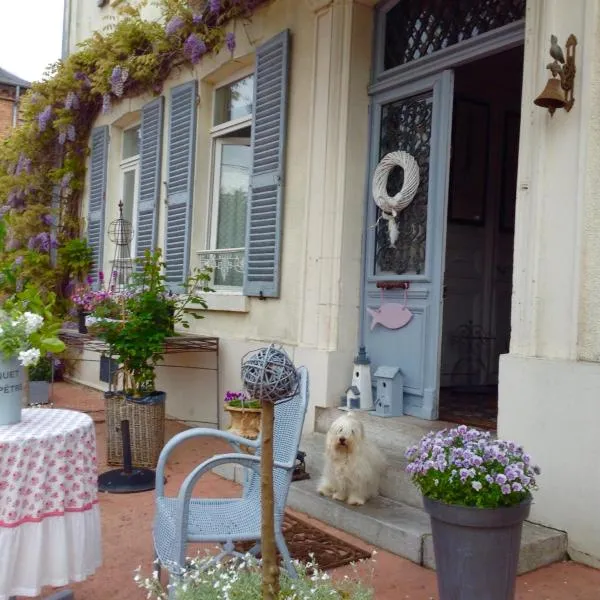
top-left (314, 406), bottom-right (451, 455)
top-left (299, 432), bottom-right (423, 508)
top-left (288, 477), bottom-right (568, 575)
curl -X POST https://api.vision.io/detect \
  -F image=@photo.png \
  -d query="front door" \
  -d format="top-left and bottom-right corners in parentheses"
top-left (362, 71), bottom-right (454, 420)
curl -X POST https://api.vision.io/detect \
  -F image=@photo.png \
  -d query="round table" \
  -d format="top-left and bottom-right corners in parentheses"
top-left (0, 408), bottom-right (102, 599)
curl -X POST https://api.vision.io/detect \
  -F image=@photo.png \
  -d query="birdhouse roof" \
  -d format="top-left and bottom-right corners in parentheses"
top-left (345, 385), bottom-right (360, 395)
top-left (374, 366), bottom-right (400, 379)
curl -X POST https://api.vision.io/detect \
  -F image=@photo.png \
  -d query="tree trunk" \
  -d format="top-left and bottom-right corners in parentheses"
top-left (261, 400), bottom-right (279, 599)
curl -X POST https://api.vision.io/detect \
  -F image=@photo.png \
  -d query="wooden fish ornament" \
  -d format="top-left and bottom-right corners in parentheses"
top-left (366, 302), bottom-right (413, 330)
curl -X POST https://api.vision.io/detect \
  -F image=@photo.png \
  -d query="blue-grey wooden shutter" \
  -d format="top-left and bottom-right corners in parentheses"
top-left (165, 81), bottom-right (197, 287)
top-left (87, 126), bottom-right (109, 283)
top-left (243, 29), bottom-right (290, 298)
top-left (136, 96), bottom-right (164, 260)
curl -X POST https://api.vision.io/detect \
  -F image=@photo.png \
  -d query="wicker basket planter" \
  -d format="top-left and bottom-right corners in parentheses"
top-left (105, 391), bottom-right (166, 469)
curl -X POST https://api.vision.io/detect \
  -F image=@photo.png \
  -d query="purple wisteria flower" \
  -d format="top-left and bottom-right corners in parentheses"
top-left (192, 14), bottom-right (203, 24)
top-left (15, 153), bottom-right (31, 176)
top-left (209, 0), bottom-right (221, 13)
top-left (110, 66), bottom-right (129, 97)
top-left (67, 124), bottom-right (76, 142)
top-left (405, 424), bottom-right (540, 508)
top-left (184, 34), bottom-right (207, 64)
top-left (29, 232), bottom-right (58, 252)
top-left (65, 91), bottom-right (80, 110)
top-left (58, 130), bottom-right (67, 145)
top-left (61, 172), bottom-right (73, 190)
top-left (41, 214), bottom-right (53, 226)
top-left (225, 32), bottom-right (236, 53)
top-left (165, 15), bottom-right (185, 36)
top-left (102, 93), bottom-right (112, 115)
top-left (15, 255), bottom-right (24, 266)
top-left (38, 106), bottom-right (52, 132)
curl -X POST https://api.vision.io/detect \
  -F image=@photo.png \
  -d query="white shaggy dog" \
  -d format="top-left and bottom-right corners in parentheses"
top-left (317, 411), bottom-right (386, 506)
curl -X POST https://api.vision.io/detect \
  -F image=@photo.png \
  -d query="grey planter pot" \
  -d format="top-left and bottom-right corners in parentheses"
top-left (423, 496), bottom-right (531, 600)
top-left (29, 381), bottom-right (50, 405)
top-left (0, 357), bottom-right (24, 425)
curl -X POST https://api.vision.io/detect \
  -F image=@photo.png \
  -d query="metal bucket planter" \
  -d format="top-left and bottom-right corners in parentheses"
top-left (29, 381), bottom-right (50, 405)
top-left (424, 496), bottom-right (531, 600)
top-left (0, 358), bottom-right (24, 426)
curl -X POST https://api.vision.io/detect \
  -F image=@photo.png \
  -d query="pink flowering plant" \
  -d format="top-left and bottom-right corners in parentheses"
top-left (405, 425), bottom-right (541, 508)
top-left (224, 390), bottom-right (261, 409)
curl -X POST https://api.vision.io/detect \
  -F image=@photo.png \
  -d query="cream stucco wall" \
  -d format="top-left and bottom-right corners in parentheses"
top-left (69, 0), bottom-right (375, 430)
top-left (500, 0), bottom-right (600, 567)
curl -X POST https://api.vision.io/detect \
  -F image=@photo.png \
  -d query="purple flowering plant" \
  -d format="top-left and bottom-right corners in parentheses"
top-left (224, 390), bottom-right (261, 409)
top-left (405, 425), bottom-right (541, 508)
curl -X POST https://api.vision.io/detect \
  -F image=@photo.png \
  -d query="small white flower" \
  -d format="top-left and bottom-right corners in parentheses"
top-left (472, 480), bottom-right (483, 491)
top-left (18, 348), bottom-right (40, 367)
top-left (22, 312), bottom-right (43, 335)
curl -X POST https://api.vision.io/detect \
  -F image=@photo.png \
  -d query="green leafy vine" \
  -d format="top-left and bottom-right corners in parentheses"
top-left (0, 0), bottom-right (268, 308)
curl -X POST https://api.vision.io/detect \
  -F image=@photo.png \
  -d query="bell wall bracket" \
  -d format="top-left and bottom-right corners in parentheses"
top-left (546, 34), bottom-right (577, 115)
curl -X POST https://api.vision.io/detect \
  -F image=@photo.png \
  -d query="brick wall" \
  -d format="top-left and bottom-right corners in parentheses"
top-left (0, 85), bottom-right (18, 141)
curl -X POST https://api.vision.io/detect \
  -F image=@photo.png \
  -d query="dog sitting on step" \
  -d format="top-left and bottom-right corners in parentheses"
top-left (317, 411), bottom-right (386, 506)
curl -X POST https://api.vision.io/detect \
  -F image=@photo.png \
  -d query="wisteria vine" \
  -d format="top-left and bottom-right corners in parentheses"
top-left (0, 0), bottom-right (269, 304)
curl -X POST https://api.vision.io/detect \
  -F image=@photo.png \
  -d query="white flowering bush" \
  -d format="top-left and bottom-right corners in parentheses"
top-left (406, 425), bottom-right (541, 508)
top-left (0, 309), bottom-right (65, 367)
top-left (135, 553), bottom-right (374, 600)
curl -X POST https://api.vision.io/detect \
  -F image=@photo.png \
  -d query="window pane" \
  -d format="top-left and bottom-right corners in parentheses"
top-left (214, 76), bottom-right (254, 125)
top-left (122, 126), bottom-right (140, 159)
top-left (384, 0), bottom-right (525, 70)
top-left (215, 143), bottom-right (251, 286)
top-left (122, 170), bottom-right (136, 226)
top-left (374, 93), bottom-right (432, 276)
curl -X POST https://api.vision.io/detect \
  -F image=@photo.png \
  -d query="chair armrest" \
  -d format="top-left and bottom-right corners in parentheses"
top-left (172, 453), bottom-right (294, 542)
top-left (155, 429), bottom-right (260, 497)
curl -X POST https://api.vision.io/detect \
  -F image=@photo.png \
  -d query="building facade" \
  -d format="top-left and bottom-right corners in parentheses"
top-left (0, 68), bottom-right (30, 141)
top-left (64, 0), bottom-right (600, 567)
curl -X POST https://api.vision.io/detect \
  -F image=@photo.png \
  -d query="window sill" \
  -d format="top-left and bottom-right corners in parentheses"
top-left (203, 291), bottom-right (249, 313)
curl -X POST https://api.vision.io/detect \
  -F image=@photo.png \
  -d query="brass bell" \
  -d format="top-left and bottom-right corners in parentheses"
top-left (534, 77), bottom-right (566, 113)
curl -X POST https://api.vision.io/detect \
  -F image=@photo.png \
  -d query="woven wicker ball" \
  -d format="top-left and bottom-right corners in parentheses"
top-left (241, 345), bottom-right (298, 403)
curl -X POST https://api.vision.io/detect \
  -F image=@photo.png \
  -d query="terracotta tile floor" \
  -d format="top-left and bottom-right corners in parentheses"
top-left (37, 382), bottom-right (600, 599)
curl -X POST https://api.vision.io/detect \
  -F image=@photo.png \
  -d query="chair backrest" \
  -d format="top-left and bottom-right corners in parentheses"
top-left (243, 366), bottom-right (309, 518)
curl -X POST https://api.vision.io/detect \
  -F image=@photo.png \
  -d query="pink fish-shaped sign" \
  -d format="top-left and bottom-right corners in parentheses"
top-left (367, 302), bottom-right (413, 330)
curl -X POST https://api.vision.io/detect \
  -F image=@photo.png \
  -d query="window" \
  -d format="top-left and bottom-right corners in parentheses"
top-left (117, 124), bottom-right (140, 282)
top-left (202, 74), bottom-right (254, 289)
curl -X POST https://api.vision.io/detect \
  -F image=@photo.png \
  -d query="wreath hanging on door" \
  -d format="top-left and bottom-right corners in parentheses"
top-left (372, 150), bottom-right (420, 246)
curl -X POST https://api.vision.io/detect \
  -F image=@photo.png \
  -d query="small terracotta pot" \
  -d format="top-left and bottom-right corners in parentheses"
top-left (224, 405), bottom-right (262, 444)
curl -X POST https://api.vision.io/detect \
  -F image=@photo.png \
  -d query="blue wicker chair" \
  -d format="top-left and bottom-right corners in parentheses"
top-left (152, 367), bottom-right (309, 583)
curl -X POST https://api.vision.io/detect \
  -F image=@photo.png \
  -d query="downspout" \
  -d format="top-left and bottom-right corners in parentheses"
top-left (12, 86), bottom-right (20, 128)
top-left (61, 0), bottom-right (72, 60)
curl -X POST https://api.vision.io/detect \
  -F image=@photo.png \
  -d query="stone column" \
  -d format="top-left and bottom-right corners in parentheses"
top-left (295, 0), bottom-right (376, 405)
top-left (500, 0), bottom-right (600, 567)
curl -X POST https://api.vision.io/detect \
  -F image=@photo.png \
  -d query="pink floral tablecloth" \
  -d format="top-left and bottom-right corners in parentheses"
top-left (0, 408), bottom-right (102, 599)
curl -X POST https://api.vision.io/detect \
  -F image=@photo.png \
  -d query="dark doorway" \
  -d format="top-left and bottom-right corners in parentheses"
top-left (439, 46), bottom-right (524, 430)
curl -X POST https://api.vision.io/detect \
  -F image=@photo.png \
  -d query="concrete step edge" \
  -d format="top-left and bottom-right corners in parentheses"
top-left (288, 478), bottom-right (568, 575)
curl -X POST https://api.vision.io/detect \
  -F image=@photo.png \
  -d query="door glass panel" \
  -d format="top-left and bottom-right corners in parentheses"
top-left (375, 92), bottom-right (432, 275)
top-left (384, 0), bottom-right (525, 71)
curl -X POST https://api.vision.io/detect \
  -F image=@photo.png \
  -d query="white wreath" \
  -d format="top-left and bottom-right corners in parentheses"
top-left (372, 150), bottom-right (420, 246)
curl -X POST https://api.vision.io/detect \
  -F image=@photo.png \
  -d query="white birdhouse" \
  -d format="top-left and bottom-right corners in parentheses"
top-left (351, 347), bottom-right (373, 411)
top-left (373, 366), bottom-right (404, 417)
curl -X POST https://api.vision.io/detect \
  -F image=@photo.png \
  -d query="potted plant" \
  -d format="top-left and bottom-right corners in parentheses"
top-left (224, 390), bottom-right (262, 440)
top-left (0, 299), bottom-right (65, 425)
top-left (405, 425), bottom-right (541, 600)
top-left (135, 553), bottom-right (374, 599)
top-left (28, 355), bottom-right (53, 405)
top-left (71, 271), bottom-right (117, 333)
top-left (97, 249), bottom-right (211, 401)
